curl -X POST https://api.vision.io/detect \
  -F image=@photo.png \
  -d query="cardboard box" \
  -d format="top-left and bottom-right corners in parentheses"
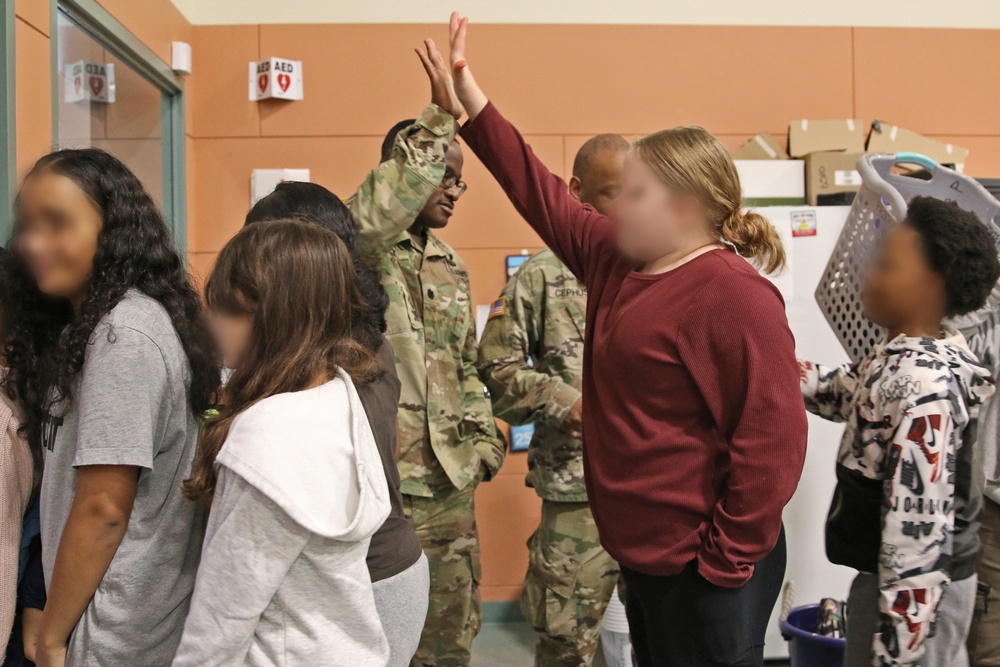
top-left (866, 120), bottom-right (968, 171)
top-left (731, 132), bottom-right (789, 160)
top-left (735, 159), bottom-right (805, 206)
top-left (805, 151), bottom-right (864, 206)
top-left (788, 119), bottom-right (865, 158)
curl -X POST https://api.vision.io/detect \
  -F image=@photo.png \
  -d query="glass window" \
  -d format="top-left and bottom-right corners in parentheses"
top-left (54, 7), bottom-right (181, 236)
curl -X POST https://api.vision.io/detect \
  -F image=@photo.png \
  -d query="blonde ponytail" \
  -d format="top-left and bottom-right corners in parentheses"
top-left (720, 209), bottom-right (786, 274)
top-left (633, 126), bottom-right (787, 274)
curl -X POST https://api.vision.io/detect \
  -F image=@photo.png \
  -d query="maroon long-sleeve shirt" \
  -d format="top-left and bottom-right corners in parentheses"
top-left (461, 103), bottom-right (807, 586)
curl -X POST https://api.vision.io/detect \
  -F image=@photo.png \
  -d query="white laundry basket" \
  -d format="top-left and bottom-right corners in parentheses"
top-left (814, 152), bottom-right (1000, 363)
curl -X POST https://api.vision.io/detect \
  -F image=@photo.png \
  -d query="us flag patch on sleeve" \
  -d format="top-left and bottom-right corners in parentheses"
top-left (488, 297), bottom-right (507, 320)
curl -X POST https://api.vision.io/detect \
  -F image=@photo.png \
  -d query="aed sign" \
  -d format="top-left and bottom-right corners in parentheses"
top-left (65, 60), bottom-right (116, 104)
top-left (248, 57), bottom-right (303, 101)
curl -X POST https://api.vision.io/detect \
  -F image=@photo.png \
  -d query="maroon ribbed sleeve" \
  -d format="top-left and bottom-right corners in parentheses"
top-left (460, 102), bottom-right (616, 283)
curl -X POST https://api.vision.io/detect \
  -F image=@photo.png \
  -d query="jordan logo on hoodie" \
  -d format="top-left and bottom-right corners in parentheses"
top-left (900, 456), bottom-right (925, 495)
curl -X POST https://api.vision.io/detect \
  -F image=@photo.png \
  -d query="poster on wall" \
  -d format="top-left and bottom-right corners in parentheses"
top-left (250, 168), bottom-right (311, 205)
top-left (506, 253), bottom-right (530, 279)
top-left (248, 57), bottom-right (304, 101)
top-left (64, 60), bottom-right (116, 104)
top-left (791, 209), bottom-right (818, 237)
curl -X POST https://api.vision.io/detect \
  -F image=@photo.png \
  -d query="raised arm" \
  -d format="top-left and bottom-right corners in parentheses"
top-left (448, 13), bottom-right (613, 283)
top-left (348, 40), bottom-right (462, 257)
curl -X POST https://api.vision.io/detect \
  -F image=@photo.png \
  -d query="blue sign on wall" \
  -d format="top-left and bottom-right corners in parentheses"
top-left (509, 423), bottom-right (534, 452)
top-left (506, 254), bottom-right (530, 279)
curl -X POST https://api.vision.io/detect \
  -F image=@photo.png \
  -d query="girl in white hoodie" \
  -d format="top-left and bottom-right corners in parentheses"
top-left (173, 220), bottom-right (391, 667)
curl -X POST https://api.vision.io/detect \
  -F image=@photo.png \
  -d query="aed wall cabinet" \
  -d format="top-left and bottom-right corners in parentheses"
top-left (249, 57), bottom-right (303, 101)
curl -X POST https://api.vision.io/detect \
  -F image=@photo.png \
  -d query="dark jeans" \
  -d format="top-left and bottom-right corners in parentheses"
top-left (620, 526), bottom-right (787, 667)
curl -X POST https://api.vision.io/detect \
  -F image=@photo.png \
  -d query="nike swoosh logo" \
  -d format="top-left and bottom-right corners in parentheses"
top-left (901, 456), bottom-right (925, 496)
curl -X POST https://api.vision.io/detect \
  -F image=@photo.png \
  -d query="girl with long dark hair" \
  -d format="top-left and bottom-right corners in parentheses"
top-left (244, 181), bottom-right (389, 350)
top-left (174, 220), bottom-right (391, 666)
top-left (245, 182), bottom-right (430, 667)
top-left (5, 148), bottom-right (219, 667)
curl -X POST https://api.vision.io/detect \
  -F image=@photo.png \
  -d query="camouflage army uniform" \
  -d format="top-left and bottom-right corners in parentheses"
top-left (347, 103), bottom-right (505, 667)
top-left (477, 249), bottom-right (619, 667)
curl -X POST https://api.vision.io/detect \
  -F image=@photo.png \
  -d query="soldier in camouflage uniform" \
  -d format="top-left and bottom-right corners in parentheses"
top-left (476, 135), bottom-right (630, 667)
top-left (346, 42), bottom-right (504, 667)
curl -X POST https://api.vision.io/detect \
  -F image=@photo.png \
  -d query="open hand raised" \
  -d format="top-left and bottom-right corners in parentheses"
top-left (415, 38), bottom-right (464, 120)
top-left (448, 12), bottom-right (489, 120)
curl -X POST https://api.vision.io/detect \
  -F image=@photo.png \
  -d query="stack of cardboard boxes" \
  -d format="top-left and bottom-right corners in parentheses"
top-left (790, 119), bottom-right (866, 206)
top-left (731, 120), bottom-right (969, 206)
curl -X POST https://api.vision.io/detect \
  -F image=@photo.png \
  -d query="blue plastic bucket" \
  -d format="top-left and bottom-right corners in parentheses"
top-left (779, 604), bottom-right (846, 667)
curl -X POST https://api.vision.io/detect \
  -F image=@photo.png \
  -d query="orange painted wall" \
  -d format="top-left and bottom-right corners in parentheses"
top-left (14, 0), bottom-right (53, 178)
top-left (184, 23), bottom-right (1000, 601)
top-left (12, 8), bottom-right (1000, 603)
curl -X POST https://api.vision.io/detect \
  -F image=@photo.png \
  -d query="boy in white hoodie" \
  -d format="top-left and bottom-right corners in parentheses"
top-left (800, 196), bottom-right (999, 667)
top-left (173, 221), bottom-right (391, 667)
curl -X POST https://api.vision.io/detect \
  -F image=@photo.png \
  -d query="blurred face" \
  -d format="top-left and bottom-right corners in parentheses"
top-left (416, 141), bottom-right (465, 230)
top-left (614, 152), bottom-right (703, 263)
top-left (209, 310), bottom-right (254, 370)
top-left (570, 149), bottom-right (626, 216)
top-left (15, 170), bottom-right (101, 301)
top-left (863, 224), bottom-right (945, 330)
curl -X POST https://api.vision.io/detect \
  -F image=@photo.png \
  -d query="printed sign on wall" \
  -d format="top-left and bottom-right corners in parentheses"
top-left (251, 168), bottom-right (311, 205)
top-left (65, 60), bottom-right (116, 104)
top-left (510, 424), bottom-right (535, 452)
top-left (791, 209), bottom-right (818, 238)
top-left (248, 57), bottom-right (304, 101)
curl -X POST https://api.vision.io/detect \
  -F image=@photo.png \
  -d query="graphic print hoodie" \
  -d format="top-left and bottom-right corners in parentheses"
top-left (800, 327), bottom-right (995, 666)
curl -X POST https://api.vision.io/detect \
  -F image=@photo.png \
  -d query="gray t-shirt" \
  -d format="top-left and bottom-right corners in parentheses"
top-left (40, 289), bottom-right (205, 666)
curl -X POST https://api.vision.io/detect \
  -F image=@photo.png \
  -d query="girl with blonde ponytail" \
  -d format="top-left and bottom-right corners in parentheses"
top-left (444, 13), bottom-right (806, 667)
top-left (631, 124), bottom-right (786, 274)
top-left (720, 209), bottom-right (786, 274)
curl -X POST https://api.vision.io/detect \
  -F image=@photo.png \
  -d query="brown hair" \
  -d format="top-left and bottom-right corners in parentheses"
top-left (633, 126), bottom-right (786, 273)
top-left (183, 220), bottom-right (382, 505)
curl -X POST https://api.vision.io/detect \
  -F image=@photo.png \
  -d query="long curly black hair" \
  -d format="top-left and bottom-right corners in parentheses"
top-left (4, 148), bottom-right (220, 463)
